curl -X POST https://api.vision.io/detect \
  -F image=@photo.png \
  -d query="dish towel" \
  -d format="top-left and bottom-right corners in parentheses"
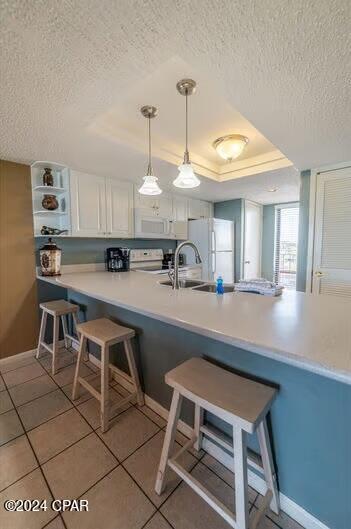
top-left (234, 278), bottom-right (284, 296)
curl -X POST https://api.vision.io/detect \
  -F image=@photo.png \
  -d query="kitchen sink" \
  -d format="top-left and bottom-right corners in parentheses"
top-left (159, 279), bottom-right (205, 288)
top-left (193, 284), bottom-right (235, 293)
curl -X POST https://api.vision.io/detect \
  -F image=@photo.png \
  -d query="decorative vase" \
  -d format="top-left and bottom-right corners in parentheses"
top-left (40, 238), bottom-right (61, 276)
top-left (42, 194), bottom-right (59, 211)
top-left (42, 167), bottom-right (54, 186)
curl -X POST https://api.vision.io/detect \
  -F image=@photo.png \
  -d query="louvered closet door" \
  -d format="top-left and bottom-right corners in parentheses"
top-left (313, 166), bottom-right (351, 297)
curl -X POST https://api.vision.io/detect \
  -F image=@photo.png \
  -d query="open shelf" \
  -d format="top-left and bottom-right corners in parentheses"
top-left (33, 210), bottom-right (67, 216)
top-left (33, 186), bottom-right (66, 194)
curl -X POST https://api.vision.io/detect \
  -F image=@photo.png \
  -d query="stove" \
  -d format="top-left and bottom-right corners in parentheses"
top-left (130, 249), bottom-right (167, 274)
top-left (130, 249), bottom-right (202, 279)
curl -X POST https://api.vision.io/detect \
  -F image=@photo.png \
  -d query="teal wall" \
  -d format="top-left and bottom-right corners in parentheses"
top-left (214, 199), bottom-right (243, 281)
top-left (35, 238), bottom-right (177, 265)
top-left (38, 281), bottom-right (351, 529)
top-left (261, 205), bottom-right (276, 281)
top-left (296, 170), bottom-right (311, 292)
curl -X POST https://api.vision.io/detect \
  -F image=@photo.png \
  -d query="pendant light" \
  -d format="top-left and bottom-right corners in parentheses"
top-left (138, 105), bottom-right (162, 195)
top-left (173, 79), bottom-right (200, 189)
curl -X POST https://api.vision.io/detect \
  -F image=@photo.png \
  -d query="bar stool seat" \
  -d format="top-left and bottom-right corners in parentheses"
top-left (155, 358), bottom-right (280, 529)
top-left (76, 318), bottom-right (135, 346)
top-left (36, 299), bottom-right (81, 375)
top-left (39, 300), bottom-right (79, 316)
top-left (72, 318), bottom-right (144, 432)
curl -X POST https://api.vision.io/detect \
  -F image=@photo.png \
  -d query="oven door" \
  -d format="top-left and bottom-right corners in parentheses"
top-left (134, 211), bottom-right (171, 239)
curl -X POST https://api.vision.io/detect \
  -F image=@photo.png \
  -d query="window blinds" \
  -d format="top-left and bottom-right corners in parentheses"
top-left (274, 206), bottom-right (299, 289)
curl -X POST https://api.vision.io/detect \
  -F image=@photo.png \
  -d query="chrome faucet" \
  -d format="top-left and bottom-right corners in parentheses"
top-left (172, 241), bottom-right (202, 290)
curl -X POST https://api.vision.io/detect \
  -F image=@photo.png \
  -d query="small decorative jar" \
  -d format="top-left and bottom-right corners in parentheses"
top-left (42, 194), bottom-right (59, 211)
top-left (43, 167), bottom-right (54, 186)
top-left (40, 238), bottom-right (61, 276)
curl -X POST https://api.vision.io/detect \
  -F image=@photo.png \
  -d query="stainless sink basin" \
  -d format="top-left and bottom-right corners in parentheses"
top-left (193, 284), bottom-right (235, 293)
top-left (159, 279), bottom-right (205, 288)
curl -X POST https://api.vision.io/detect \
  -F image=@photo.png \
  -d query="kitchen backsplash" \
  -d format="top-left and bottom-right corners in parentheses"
top-left (34, 238), bottom-right (177, 265)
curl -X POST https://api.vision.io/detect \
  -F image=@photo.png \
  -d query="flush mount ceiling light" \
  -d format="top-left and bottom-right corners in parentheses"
top-left (213, 134), bottom-right (249, 162)
top-left (138, 105), bottom-right (162, 195)
top-left (268, 187), bottom-right (278, 192)
top-left (173, 79), bottom-right (200, 189)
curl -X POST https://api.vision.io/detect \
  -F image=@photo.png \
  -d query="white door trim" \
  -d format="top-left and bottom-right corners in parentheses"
top-left (306, 161), bottom-right (351, 293)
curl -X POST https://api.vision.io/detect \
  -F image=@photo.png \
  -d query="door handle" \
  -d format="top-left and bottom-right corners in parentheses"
top-left (245, 260), bottom-right (250, 264)
top-left (314, 271), bottom-right (323, 277)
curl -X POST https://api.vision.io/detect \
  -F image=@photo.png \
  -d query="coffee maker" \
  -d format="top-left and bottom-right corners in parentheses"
top-left (105, 248), bottom-right (130, 272)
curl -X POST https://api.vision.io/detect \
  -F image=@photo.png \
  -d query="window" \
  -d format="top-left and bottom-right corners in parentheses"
top-left (274, 204), bottom-right (299, 289)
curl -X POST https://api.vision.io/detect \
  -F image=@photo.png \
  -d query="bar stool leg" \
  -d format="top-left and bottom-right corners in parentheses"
top-left (72, 312), bottom-right (88, 361)
top-left (194, 404), bottom-right (204, 451)
top-left (124, 339), bottom-right (144, 406)
top-left (257, 418), bottom-right (280, 514)
top-left (100, 344), bottom-right (110, 433)
top-left (61, 315), bottom-right (69, 349)
top-left (72, 335), bottom-right (87, 400)
top-left (52, 315), bottom-right (59, 376)
top-left (36, 310), bottom-right (47, 359)
top-left (233, 425), bottom-right (249, 529)
top-left (155, 389), bottom-right (183, 495)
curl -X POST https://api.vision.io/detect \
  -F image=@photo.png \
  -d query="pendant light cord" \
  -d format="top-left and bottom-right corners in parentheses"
top-left (147, 116), bottom-right (152, 175)
top-left (184, 90), bottom-right (190, 164)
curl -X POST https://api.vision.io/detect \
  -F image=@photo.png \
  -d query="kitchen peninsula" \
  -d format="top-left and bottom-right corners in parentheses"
top-left (37, 268), bottom-right (351, 529)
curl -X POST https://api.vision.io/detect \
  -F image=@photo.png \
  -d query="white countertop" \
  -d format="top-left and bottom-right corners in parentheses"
top-left (38, 271), bottom-right (351, 385)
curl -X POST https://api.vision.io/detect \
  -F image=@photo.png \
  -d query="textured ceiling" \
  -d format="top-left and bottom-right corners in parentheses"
top-left (0, 0), bottom-right (350, 202)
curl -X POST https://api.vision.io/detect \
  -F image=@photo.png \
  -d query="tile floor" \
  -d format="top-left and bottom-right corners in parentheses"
top-left (0, 348), bottom-right (304, 529)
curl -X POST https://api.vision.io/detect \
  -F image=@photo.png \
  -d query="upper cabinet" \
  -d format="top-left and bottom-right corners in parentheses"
top-left (173, 195), bottom-right (188, 222)
top-left (32, 163), bottom-right (212, 240)
top-left (106, 179), bottom-right (133, 238)
top-left (134, 190), bottom-right (173, 219)
top-left (70, 171), bottom-right (133, 238)
top-left (188, 198), bottom-right (212, 219)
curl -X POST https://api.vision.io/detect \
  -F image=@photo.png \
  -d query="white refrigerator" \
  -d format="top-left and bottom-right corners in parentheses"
top-left (183, 218), bottom-right (235, 283)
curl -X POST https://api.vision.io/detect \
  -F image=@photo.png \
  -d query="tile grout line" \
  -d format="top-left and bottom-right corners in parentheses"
top-left (0, 356), bottom-right (38, 375)
top-left (36, 351), bottom-right (164, 519)
top-left (1, 373), bottom-right (69, 529)
top-left (3, 352), bottom-right (269, 529)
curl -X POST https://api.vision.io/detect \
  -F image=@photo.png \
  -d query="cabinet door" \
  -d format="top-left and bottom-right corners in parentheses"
top-left (200, 201), bottom-right (212, 218)
top-left (173, 195), bottom-right (188, 222)
top-left (170, 220), bottom-right (188, 240)
top-left (188, 198), bottom-right (202, 219)
top-left (157, 193), bottom-right (173, 218)
top-left (106, 179), bottom-right (133, 238)
top-left (70, 171), bottom-right (107, 237)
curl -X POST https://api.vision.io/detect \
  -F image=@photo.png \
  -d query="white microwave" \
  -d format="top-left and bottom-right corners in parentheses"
top-left (134, 210), bottom-right (171, 239)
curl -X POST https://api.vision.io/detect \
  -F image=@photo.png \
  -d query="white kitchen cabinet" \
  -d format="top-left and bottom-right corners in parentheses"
top-left (188, 198), bottom-right (212, 219)
top-left (106, 179), bottom-right (133, 238)
top-left (70, 171), bottom-right (107, 237)
top-left (171, 195), bottom-right (188, 239)
top-left (70, 171), bottom-right (133, 238)
top-left (134, 189), bottom-right (173, 219)
top-left (173, 195), bottom-right (188, 222)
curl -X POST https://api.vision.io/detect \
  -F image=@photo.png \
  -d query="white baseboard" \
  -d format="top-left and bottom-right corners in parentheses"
top-left (70, 349), bottom-right (330, 529)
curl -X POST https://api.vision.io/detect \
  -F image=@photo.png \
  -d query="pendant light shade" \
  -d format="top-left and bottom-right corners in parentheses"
top-left (138, 174), bottom-right (162, 195)
top-left (173, 163), bottom-right (200, 188)
top-left (138, 106), bottom-right (162, 195)
top-left (173, 79), bottom-right (200, 189)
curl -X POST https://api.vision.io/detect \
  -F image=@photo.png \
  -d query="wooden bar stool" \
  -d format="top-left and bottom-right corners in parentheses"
top-left (155, 358), bottom-right (279, 529)
top-left (36, 300), bottom-right (81, 375)
top-left (72, 317), bottom-right (144, 432)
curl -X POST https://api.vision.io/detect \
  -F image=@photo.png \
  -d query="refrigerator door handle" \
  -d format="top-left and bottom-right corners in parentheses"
top-left (212, 253), bottom-right (216, 273)
top-left (212, 230), bottom-right (217, 253)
